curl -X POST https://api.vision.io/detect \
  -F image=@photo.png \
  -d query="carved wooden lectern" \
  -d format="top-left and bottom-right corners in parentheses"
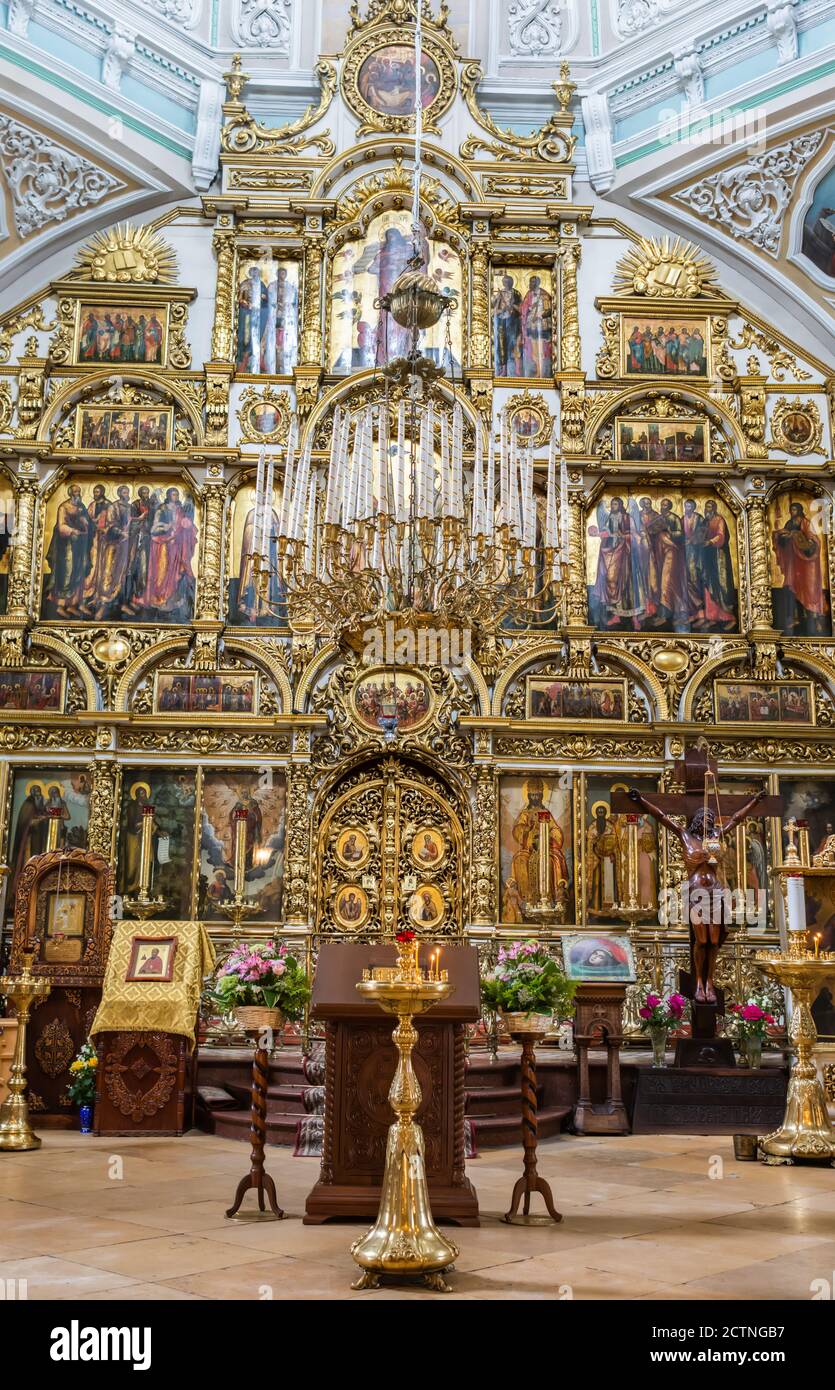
top-left (304, 942), bottom-right (480, 1226)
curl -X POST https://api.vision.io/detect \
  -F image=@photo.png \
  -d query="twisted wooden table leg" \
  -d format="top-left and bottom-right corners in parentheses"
top-left (505, 1035), bottom-right (562, 1224)
top-left (226, 1044), bottom-right (284, 1220)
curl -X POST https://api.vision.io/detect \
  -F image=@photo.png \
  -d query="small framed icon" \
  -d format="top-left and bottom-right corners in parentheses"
top-left (408, 884), bottom-right (445, 930)
top-left (334, 884), bottom-right (370, 930)
top-left (126, 935), bottom-right (178, 983)
top-left (410, 826), bottom-right (447, 872)
top-left (335, 826), bottom-right (371, 871)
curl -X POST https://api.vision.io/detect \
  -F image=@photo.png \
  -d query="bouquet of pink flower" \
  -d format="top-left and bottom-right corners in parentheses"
top-left (727, 999), bottom-right (776, 1041)
top-left (638, 990), bottom-right (688, 1032)
top-left (212, 940), bottom-right (310, 1021)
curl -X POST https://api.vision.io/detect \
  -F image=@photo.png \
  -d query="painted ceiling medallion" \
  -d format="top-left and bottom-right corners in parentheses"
top-left (612, 236), bottom-right (718, 299)
top-left (73, 223), bottom-right (179, 285)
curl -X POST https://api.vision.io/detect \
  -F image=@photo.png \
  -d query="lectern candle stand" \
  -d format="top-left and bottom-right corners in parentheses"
top-left (350, 935), bottom-right (459, 1293)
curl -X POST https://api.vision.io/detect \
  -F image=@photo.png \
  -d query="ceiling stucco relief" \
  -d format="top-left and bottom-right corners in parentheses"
top-left (0, 114), bottom-right (126, 239)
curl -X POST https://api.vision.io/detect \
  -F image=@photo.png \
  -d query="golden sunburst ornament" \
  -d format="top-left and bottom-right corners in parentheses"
top-left (73, 222), bottom-right (179, 284)
top-left (613, 236), bottom-right (717, 299)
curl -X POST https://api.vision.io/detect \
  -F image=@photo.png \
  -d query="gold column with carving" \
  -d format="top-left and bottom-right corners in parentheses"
top-left (559, 240), bottom-right (582, 373)
top-left (195, 483), bottom-right (226, 622)
top-left (284, 765), bottom-right (313, 927)
top-left (86, 760), bottom-right (120, 861)
top-left (211, 227), bottom-right (237, 364)
top-left (301, 229), bottom-right (324, 367)
top-left (737, 368), bottom-right (769, 459)
top-left (745, 495), bottom-right (780, 636)
top-left (6, 478), bottom-right (39, 621)
top-left (471, 764), bottom-right (498, 925)
top-left (565, 487), bottom-right (592, 632)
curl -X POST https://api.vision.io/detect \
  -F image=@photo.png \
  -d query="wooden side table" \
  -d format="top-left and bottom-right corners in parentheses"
top-left (504, 1028), bottom-right (562, 1225)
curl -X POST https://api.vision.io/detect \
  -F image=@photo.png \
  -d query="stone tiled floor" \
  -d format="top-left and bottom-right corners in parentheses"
top-left (0, 1130), bottom-right (833, 1300)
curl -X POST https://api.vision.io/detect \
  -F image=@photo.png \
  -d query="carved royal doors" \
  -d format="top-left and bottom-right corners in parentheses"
top-left (315, 758), bottom-right (466, 937)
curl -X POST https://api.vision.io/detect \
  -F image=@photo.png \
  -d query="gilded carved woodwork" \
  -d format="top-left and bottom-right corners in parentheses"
top-left (459, 60), bottom-right (575, 165)
top-left (210, 228), bottom-right (237, 364)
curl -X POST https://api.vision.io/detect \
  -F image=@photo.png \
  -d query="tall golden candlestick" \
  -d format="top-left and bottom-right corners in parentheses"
top-left (735, 820), bottom-right (747, 891)
top-left (45, 806), bottom-right (63, 853)
top-left (0, 954), bottom-right (52, 1150)
top-left (351, 934), bottom-right (458, 1292)
top-left (755, 943), bottom-right (835, 1165)
top-left (614, 814), bottom-right (655, 928)
top-left (123, 804), bottom-right (167, 919)
top-left (797, 820), bottom-right (811, 868)
top-left (537, 810), bottom-right (550, 906)
top-left (220, 808), bottom-right (259, 935)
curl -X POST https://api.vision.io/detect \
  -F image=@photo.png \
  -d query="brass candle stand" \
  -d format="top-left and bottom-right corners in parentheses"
top-left (350, 937), bottom-right (459, 1292)
top-left (755, 936), bottom-right (835, 1166)
top-left (0, 953), bottom-right (52, 1151)
top-left (220, 808), bottom-right (260, 936)
top-left (123, 805), bottom-right (167, 920)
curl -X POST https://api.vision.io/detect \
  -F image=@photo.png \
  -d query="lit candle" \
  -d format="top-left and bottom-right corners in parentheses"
top-left (435, 949), bottom-right (442, 982)
top-left (233, 807), bottom-right (249, 900)
top-left (139, 804), bottom-right (155, 896)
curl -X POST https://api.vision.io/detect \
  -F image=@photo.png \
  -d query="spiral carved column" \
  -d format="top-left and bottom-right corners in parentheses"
top-left (504, 1033), bottom-right (562, 1224)
top-left (226, 1040), bottom-right (284, 1219)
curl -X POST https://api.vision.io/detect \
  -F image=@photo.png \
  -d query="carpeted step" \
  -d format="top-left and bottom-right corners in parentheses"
top-left (464, 1083), bottom-right (541, 1117)
top-left (464, 1060), bottom-right (519, 1087)
top-left (207, 1107), bottom-right (301, 1145)
top-left (468, 1104), bottom-right (571, 1148)
top-left (224, 1081), bottom-right (309, 1114)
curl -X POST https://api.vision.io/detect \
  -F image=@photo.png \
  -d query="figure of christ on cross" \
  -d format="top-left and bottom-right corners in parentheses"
top-left (625, 784), bottom-right (768, 1003)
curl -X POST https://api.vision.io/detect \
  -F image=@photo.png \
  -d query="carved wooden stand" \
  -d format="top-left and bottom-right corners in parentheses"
top-left (226, 1041), bottom-right (284, 1221)
top-left (504, 1032), bottom-right (562, 1225)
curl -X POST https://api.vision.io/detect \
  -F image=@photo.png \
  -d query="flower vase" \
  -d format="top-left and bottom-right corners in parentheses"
top-left (79, 1104), bottom-right (93, 1135)
top-left (648, 1026), bottom-right (668, 1068)
top-left (743, 1036), bottom-right (763, 1069)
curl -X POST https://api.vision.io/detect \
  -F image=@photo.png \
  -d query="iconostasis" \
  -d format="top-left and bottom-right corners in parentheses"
top-left (0, 0), bottom-right (832, 1033)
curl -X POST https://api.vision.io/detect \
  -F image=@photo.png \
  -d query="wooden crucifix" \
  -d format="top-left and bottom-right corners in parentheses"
top-left (612, 745), bottom-right (781, 1037)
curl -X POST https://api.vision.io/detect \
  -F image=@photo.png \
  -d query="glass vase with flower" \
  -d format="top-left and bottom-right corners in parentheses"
top-left (638, 991), bottom-right (688, 1068)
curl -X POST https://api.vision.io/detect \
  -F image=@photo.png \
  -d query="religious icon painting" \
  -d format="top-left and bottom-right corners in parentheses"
top-left (328, 210), bottom-right (462, 376)
top-left (40, 476), bottom-right (198, 625)
top-left (616, 417), bottom-right (708, 464)
top-left (353, 668), bottom-right (433, 734)
top-left (769, 494), bottom-right (832, 637)
top-left (410, 826), bottom-right (447, 873)
top-left (227, 485), bottom-right (287, 628)
top-left (499, 776), bottom-right (574, 925)
top-left (770, 399), bottom-right (825, 457)
top-left (154, 671), bottom-right (258, 716)
top-left (334, 883), bottom-right (370, 930)
top-left (6, 769), bottom-right (91, 912)
top-left (408, 883), bottom-right (445, 931)
top-left (492, 267), bottom-right (555, 378)
top-left (779, 780), bottom-right (835, 867)
top-left (621, 317), bottom-right (709, 379)
top-left (714, 681), bottom-right (814, 725)
top-left (342, 32), bottom-right (454, 134)
top-left (335, 826), bottom-right (371, 872)
top-left (586, 489), bottom-right (739, 635)
top-left (526, 677), bottom-right (626, 722)
top-left (715, 778), bottom-right (772, 908)
top-left (801, 165), bottom-right (835, 281)
top-left (236, 255), bottom-right (300, 375)
top-left (0, 668), bottom-right (65, 712)
top-left (75, 406), bottom-right (172, 452)
top-left (236, 387), bottom-right (292, 445)
top-left (74, 304), bottom-right (169, 367)
top-left (584, 776), bottom-right (659, 924)
top-left (506, 392), bottom-right (552, 448)
top-left (198, 771), bottom-right (286, 923)
top-left (561, 931), bottom-right (636, 984)
top-left (43, 892), bottom-right (86, 965)
top-left (356, 44), bottom-right (441, 118)
top-left (117, 771), bottom-right (197, 921)
top-left (125, 935), bottom-right (178, 983)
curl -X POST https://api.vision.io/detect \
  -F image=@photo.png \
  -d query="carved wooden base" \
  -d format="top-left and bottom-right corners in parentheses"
top-left (504, 1034), bottom-right (561, 1225)
top-left (573, 983), bottom-right (629, 1136)
top-left (226, 1045), bottom-right (284, 1221)
top-left (94, 1030), bottom-right (192, 1136)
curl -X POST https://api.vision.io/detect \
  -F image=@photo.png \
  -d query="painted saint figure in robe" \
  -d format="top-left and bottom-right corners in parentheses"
top-left (42, 481), bottom-right (196, 624)
top-left (232, 502), bottom-right (285, 625)
top-left (236, 261), bottom-right (299, 374)
top-left (519, 275), bottom-right (553, 377)
top-left (587, 803), bottom-right (621, 915)
top-left (771, 499), bottom-right (832, 636)
top-left (510, 777), bottom-right (569, 907)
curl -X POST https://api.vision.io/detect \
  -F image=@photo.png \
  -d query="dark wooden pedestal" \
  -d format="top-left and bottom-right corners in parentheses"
top-left (304, 943), bottom-right (480, 1226)
top-left (226, 1043), bottom-right (284, 1220)
top-left (505, 1033), bottom-right (561, 1224)
top-left (94, 1031), bottom-right (194, 1136)
top-left (632, 1064), bottom-right (788, 1135)
top-left (675, 971), bottom-right (735, 1068)
top-left (573, 983), bottom-right (629, 1135)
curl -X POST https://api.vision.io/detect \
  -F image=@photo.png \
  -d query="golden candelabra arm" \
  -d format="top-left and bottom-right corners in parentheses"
top-left (614, 814), bottom-right (655, 927)
top-left (123, 804), bottom-right (168, 920)
top-left (0, 953), bottom-right (52, 1151)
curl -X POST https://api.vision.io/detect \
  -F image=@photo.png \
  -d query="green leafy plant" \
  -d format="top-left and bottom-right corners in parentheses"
top-left (211, 940), bottom-right (310, 1022)
top-left (65, 1041), bottom-right (98, 1106)
top-left (481, 940), bottom-right (576, 1017)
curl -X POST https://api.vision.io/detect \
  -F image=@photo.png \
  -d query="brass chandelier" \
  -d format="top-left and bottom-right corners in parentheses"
top-left (249, 3), bottom-right (571, 651)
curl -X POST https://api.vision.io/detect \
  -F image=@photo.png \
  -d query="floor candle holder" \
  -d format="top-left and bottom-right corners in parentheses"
top-left (350, 935), bottom-right (459, 1292)
top-left (0, 953), bottom-right (52, 1151)
top-left (756, 939), bottom-right (835, 1166)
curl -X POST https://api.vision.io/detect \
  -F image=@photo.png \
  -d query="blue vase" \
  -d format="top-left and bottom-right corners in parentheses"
top-left (79, 1104), bottom-right (93, 1135)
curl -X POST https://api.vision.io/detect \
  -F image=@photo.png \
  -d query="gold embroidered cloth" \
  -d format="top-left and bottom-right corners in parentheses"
top-left (90, 920), bottom-right (216, 1049)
